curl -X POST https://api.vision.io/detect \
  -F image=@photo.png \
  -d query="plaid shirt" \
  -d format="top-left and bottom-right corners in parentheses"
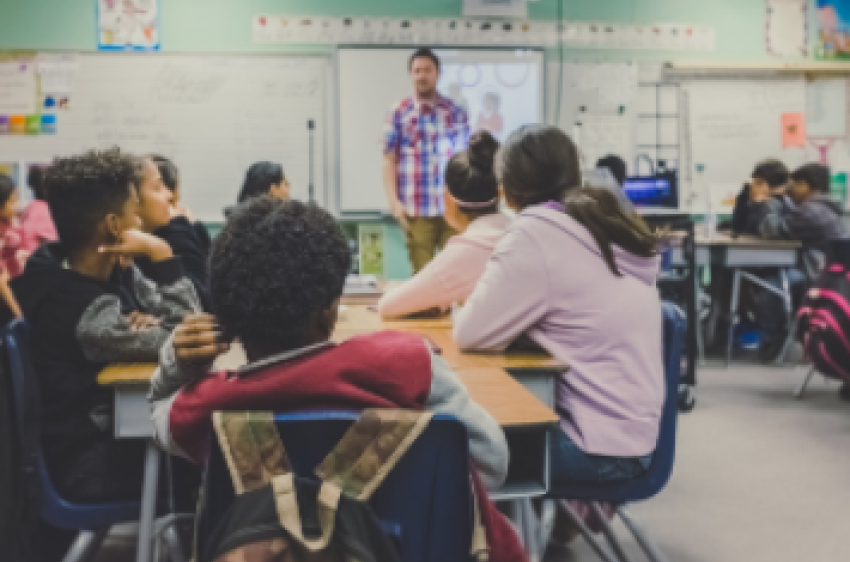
top-left (384, 95), bottom-right (470, 217)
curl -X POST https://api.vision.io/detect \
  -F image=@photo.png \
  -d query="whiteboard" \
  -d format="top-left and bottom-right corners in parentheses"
top-left (0, 53), bottom-right (328, 221)
top-left (337, 48), bottom-right (544, 214)
top-left (685, 78), bottom-right (807, 212)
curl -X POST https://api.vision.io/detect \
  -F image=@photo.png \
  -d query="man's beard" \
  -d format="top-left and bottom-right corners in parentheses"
top-left (416, 85), bottom-right (437, 98)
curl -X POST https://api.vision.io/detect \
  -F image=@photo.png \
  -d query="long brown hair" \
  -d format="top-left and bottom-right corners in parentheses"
top-left (498, 125), bottom-right (657, 276)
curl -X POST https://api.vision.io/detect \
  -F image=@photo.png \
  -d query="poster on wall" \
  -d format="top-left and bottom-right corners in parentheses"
top-left (816, 0), bottom-right (850, 59)
top-left (97, 0), bottom-right (160, 51)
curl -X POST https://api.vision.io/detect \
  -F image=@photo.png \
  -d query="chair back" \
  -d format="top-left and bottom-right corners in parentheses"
top-left (197, 412), bottom-right (473, 562)
top-left (548, 301), bottom-right (686, 503)
top-left (1, 320), bottom-right (139, 530)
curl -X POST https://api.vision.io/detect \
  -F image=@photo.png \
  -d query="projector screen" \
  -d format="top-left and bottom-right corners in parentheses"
top-left (337, 48), bottom-right (544, 214)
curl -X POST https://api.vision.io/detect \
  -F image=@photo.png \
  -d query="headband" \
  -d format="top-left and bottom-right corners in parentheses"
top-left (446, 190), bottom-right (498, 209)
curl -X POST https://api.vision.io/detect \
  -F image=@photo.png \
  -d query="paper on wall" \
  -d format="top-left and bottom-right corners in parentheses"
top-left (806, 78), bottom-right (847, 138)
top-left (766, 0), bottom-right (807, 57)
top-left (0, 61), bottom-right (37, 115)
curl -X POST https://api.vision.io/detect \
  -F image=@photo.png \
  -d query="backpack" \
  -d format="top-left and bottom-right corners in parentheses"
top-left (197, 410), bottom-right (488, 562)
top-left (796, 257), bottom-right (850, 382)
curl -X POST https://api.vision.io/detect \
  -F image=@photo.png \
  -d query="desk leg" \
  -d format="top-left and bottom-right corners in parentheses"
top-left (136, 440), bottom-right (160, 562)
top-left (726, 269), bottom-right (741, 367)
top-left (508, 499), bottom-right (542, 562)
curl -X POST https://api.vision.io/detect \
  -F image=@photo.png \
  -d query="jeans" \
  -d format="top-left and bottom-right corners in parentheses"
top-left (549, 427), bottom-right (652, 495)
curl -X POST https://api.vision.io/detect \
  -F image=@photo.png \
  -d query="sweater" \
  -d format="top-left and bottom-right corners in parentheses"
top-left (377, 213), bottom-right (511, 318)
top-left (454, 203), bottom-right (664, 457)
top-left (759, 194), bottom-right (849, 280)
top-left (149, 331), bottom-right (524, 562)
top-left (10, 243), bottom-right (200, 475)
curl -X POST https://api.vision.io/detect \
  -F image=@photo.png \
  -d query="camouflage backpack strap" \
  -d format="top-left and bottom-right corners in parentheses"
top-left (315, 409), bottom-right (433, 501)
top-left (213, 411), bottom-right (344, 553)
top-left (212, 411), bottom-right (292, 494)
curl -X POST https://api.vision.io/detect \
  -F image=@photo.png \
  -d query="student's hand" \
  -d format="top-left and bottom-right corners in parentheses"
top-left (126, 311), bottom-right (161, 332)
top-left (172, 314), bottom-right (231, 370)
top-left (390, 199), bottom-right (409, 231)
top-left (99, 229), bottom-right (173, 262)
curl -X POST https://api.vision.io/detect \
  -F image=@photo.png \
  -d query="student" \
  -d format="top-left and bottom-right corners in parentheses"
top-left (453, 126), bottom-right (663, 527)
top-left (20, 164), bottom-right (58, 253)
top-left (594, 154), bottom-right (634, 213)
top-left (149, 197), bottom-right (526, 562)
top-left (596, 154), bottom-right (627, 188)
top-left (751, 163), bottom-right (849, 360)
top-left (378, 131), bottom-right (510, 318)
top-left (9, 148), bottom-right (200, 507)
top-left (0, 175), bottom-right (24, 318)
top-left (237, 161), bottom-right (289, 204)
top-left (730, 159), bottom-right (789, 235)
top-left (139, 155), bottom-right (213, 311)
top-left (225, 161), bottom-right (290, 219)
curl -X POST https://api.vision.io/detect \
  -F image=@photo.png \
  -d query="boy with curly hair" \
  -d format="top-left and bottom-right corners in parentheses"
top-left (150, 197), bottom-right (527, 562)
top-left (10, 148), bottom-right (201, 505)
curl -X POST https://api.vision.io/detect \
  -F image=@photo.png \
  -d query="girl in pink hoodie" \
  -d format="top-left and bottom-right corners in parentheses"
top-left (454, 126), bottom-right (664, 501)
top-left (378, 130), bottom-right (511, 318)
top-left (20, 165), bottom-right (58, 254)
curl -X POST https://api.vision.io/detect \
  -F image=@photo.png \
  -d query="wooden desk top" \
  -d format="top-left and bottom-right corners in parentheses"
top-left (335, 305), bottom-right (564, 371)
top-left (98, 362), bottom-right (557, 428)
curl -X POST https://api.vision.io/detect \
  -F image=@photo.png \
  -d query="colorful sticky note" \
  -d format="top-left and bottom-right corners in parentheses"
top-left (43, 95), bottom-right (56, 110)
top-left (41, 114), bottom-right (57, 135)
top-left (0, 116), bottom-right (8, 134)
top-left (782, 112), bottom-right (806, 147)
top-left (25, 115), bottom-right (41, 135)
top-left (9, 116), bottom-right (26, 134)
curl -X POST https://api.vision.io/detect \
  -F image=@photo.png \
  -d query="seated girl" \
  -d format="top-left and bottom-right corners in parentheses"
top-left (225, 161), bottom-right (289, 219)
top-left (378, 131), bottom-right (510, 318)
top-left (454, 125), bottom-right (664, 493)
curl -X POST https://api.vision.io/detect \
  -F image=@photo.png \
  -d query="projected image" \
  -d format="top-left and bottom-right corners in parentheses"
top-left (439, 52), bottom-right (541, 142)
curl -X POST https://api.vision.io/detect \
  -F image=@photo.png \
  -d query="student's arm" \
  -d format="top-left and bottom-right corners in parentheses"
top-left (759, 197), bottom-right (793, 239)
top-left (453, 227), bottom-right (549, 351)
top-left (377, 241), bottom-right (471, 318)
top-left (130, 261), bottom-right (201, 331)
top-left (730, 184), bottom-right (750, 234)
top-left (149, 314), bottom-right (229, 458)
top-left (0, 269), bottom-right (21, 318)
top-left (425, 345), bottom-right (508, 490)
top-left (76, 294), bottom-right (180, 363)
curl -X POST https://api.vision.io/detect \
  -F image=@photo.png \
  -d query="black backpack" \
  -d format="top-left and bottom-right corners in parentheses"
top-left (796, 241), bottom-right (850, 382)
top-left (0, 322), bottom-right (43, 562)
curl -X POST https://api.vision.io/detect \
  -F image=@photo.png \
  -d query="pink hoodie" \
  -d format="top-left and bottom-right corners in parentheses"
top-left (454, 204), bottom-right (663, 457)
top-left (378, 213), bottom-right (511, 318)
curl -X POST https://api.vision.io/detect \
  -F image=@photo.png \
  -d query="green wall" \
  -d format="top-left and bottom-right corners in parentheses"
top-left (0, 0), bottom-right (810, 63)
top-left (0, 0), bottom-right (815, 279)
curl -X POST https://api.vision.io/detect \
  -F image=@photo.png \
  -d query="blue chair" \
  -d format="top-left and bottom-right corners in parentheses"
top-left (196, 412), bottom-right (474, 562)
top-left (544, 301), bottom-right (686, 562)
top-left (2, 320), bottom-right (140, 562)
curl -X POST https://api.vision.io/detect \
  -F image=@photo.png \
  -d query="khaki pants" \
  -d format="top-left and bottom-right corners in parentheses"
top-left (405, 216), bottom-right (457, 273)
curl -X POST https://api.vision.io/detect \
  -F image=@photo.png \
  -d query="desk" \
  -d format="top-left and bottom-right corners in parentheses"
top-left (99, 314), bottom-right (563, 562)
top-left (671, 233), bottom-right (802, 364)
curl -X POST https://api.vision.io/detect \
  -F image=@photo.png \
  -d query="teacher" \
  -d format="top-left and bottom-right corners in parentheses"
top-left (383, 48), bottom-right (470, 273)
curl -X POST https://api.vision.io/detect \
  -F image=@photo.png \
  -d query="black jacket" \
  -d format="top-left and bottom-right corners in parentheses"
top-left (137, 217), bottom-right (212, 311)
top-left (9, 243), bottom-right (197, 471)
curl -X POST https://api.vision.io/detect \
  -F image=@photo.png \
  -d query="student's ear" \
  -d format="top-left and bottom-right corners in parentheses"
top-left (317, 299), bottom-right (341, 338)
top-left (103, 213), bottom-right (123, 243)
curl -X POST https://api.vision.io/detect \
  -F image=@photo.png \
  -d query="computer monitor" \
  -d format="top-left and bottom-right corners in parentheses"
top-left (622, 171), bottom-right (678, 209)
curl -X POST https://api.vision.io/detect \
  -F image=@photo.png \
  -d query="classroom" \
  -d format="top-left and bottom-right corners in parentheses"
top-left (0, 1), bottom-right (848, 561)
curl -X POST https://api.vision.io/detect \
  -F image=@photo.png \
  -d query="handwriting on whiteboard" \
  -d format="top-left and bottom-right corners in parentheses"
top-left (153, 65), bottom-right (226, 104)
